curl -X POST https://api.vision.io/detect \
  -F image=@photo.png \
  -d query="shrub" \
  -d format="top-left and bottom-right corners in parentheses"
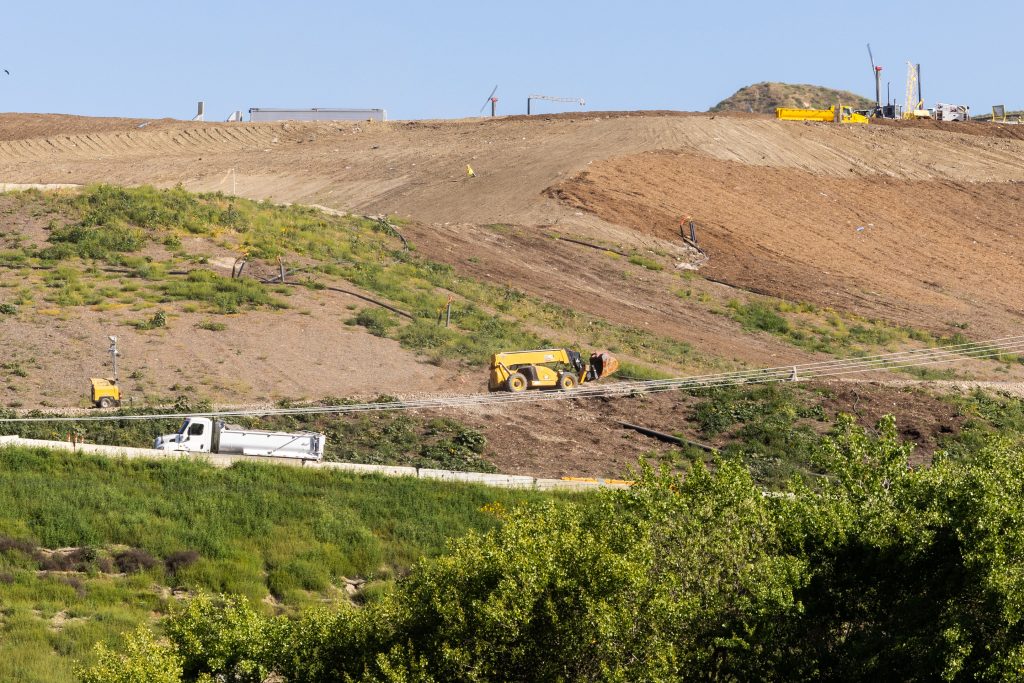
top-left (196, 320), bottom-right (226, 332)
top-left (0, 303), bottom-right (16, 315)
top-left (0, 534), bottom-right (36, 555)
top-left (165, 550), bottom-right (200, 575)
top-left (160, 270), bottom-right (286, 313)
top-left (133, 310), bottom-right (167, 330)
top-left (348, 307), bottom-right (396, 337)
top-left (47, 222), bottom-right (146, 260)
top-left (729, 300), bottom-right (790, 334)
top-left (114, 548), bottom-right (159, 574)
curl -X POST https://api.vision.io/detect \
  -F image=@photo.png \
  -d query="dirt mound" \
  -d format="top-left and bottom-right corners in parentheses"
top-left (711, 82), bottom-right (874, 114)
top-left (0, 113), bottom-right (162, 142)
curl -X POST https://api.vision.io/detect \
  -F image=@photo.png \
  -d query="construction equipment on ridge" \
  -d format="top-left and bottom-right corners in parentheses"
top-left (488, 348), bottom-right (619, 392)
top-left (776, 104), bottom-right (869, 124)
top-left (527, 94), bottom-right (586, 115)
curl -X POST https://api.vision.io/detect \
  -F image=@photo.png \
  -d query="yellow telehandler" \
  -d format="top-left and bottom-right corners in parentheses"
top-left (488, 348), bottom-right (619, 392)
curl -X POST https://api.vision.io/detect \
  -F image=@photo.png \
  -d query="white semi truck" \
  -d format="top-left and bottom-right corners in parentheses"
top-left (154, 417), bottom-right (325, 461)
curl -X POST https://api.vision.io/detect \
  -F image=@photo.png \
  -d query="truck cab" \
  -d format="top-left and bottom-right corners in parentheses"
top-left (154, 417), bottom-right (212, 452)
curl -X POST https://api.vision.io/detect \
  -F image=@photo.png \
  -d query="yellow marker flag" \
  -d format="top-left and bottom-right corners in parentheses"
top-left (466, 164), bottom-right (475, 178)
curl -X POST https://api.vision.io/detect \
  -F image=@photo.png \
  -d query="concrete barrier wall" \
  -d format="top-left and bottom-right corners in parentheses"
top-left (0, 436), bottom-right (619, 492)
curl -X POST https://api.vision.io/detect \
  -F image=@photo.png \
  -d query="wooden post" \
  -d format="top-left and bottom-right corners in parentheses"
top-left (445, 297), bottom-right (452, 328)
top-left (278, 257), bottom-right (286, 284)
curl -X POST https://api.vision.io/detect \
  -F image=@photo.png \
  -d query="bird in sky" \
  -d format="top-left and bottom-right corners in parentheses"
top-left (2, 70), bottom-right (8, 75)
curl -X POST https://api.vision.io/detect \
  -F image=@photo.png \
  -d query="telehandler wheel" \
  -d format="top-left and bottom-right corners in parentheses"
top-left (97, 397), bottom-right (114, 409)
top-left (558, 373), bottom-right (578, 390)
top-left (506, 372), bottom-right (528, 393)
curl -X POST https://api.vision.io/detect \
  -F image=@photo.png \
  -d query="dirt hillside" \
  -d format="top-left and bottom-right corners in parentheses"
top-left (549, 150), bottom-right (1024, 337)
top-left (0, 111), bottom-right (1022, 477)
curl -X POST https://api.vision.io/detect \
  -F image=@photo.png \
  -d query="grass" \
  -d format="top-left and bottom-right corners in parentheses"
top-left (721, 295), bottom-right (987, 360)
top-left (627, 254), bottom-right (663, 271)
top-left (0, 445), bottom-right (562, 681)
top-left (158, 270), bottom-right (288, 314)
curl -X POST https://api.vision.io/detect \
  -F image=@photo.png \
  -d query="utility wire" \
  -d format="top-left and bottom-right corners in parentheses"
top-left (1, 336), bottom-right (1022, 424)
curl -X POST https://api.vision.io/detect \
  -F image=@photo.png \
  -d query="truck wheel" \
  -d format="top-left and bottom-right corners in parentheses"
top-left (98, 397), bottom-right (114, 409)
top-left (558, 373), bottom-right (578, 390)
top-left (506, 372), bottom-right (528, 393)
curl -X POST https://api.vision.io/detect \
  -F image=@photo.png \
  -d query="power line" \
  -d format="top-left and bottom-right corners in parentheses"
top-left (1, 336), bottom-right (1022, 424)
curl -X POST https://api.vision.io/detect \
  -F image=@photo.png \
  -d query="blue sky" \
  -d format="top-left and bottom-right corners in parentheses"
top-left (1, 1), bottom-right (1018, 121)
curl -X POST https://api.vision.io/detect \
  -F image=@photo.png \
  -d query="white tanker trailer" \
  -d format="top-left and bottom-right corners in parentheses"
top-left (154, 417), bottom-right (325, 461)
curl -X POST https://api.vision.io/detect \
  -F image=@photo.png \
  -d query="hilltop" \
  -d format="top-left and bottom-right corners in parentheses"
top-left (710, 81), bottom-right (875, 113)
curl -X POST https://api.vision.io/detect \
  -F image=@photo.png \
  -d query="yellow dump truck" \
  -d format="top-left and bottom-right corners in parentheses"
top-left (775, 105), bottom-right (869, 124)
top-left (488, 348), bottom-right (619, 392)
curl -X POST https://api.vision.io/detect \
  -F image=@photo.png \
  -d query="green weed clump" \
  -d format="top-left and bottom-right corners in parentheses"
top-left (628, 254), bottom-right (663, 271)
top-left (348, 307), bottom-right (397, 337)
top-left (132, 311), bottom-right (167, 330)
top-left (160, 270), bottom-right (287, 314)
top-left (728, 300), bottom-right (790, 334)
top-left (44, 223), bottom-right (146, 260)
top-left (72, 184), bottom-right (237, 235)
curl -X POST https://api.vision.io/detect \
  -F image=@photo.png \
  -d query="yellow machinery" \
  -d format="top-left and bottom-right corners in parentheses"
top-left (488, 348), bottom-right (619, 392)
top-left (775, 105), bottom-right (869, 124)
top-left (90, 378), bottom-right (121, 408)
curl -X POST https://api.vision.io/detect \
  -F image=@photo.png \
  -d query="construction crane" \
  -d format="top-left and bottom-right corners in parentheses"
top-left (903, 62), bottom-right (930, 119)
top-left (527, 94), bottom-right (586, 115)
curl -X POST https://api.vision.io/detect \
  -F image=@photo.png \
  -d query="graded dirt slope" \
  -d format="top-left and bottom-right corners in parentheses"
top-left (549, 150), bottom-right (1024, 337)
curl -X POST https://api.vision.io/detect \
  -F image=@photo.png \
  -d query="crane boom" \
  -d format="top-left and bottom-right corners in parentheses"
top-left (527, 95), bottom-right (586, 115)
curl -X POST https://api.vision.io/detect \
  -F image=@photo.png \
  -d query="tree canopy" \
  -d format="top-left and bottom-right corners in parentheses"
top-left (80, 416), bottom-right (1024, 682)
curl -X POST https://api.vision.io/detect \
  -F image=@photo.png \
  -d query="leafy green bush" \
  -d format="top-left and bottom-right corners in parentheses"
top-left (46, 222), bottom-right (145, 260)
top-left (0, 303), bottom-right (16, 315)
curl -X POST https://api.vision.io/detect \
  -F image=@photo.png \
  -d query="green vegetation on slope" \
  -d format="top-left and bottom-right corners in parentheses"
top-left (710, 81), bottom-right (875, 114)
top-left (84, 422), bottom-right (1024, 682)
top-left (0, 446), bottom-right (556, 682)
top-left (0, 185), bottom-right (709, 380)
